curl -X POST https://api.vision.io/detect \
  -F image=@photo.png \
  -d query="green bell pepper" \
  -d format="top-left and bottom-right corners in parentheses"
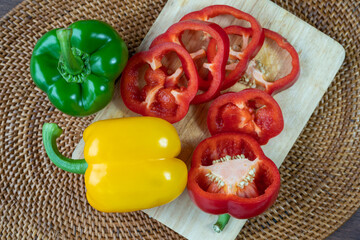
top-left (30, 20), bottom-right (128, 116)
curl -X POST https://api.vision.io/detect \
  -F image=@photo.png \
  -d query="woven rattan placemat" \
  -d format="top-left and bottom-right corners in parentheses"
top-left (0, 0), bottom-right (359, 239)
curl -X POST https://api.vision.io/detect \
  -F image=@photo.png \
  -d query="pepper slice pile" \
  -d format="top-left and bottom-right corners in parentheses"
top-left (121, 5), bottom-right (299, 124)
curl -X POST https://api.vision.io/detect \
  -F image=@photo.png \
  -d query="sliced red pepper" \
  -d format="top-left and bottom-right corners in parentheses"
top-left (207, 26), bottom-right (253, 90)
top-left (120, 42), bottom-right (198, 123)
top-left (207, 89), bottom-right (283, 145)
top-left (181, 5), bottom-right (265, 90)
top-left (150, 20), bottom-right (229, 104)
top-left (211, 26), bottom-right (300, 95)
top-left (188, 133), bottom-right (280, 219)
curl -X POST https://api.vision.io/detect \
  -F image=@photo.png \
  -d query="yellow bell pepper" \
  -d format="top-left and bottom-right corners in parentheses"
top-left (42, 117), bottom-right (187, 212)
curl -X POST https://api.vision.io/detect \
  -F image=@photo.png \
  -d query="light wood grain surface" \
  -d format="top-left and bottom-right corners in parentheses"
top-left (70, 0), bottom-right (346, 239)
top-left (1, 0), bottom-right (358, 239)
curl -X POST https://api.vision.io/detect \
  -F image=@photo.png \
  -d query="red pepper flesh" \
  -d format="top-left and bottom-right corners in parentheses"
top-left (255, 28), bottom-right (300, 95)
top-left (188, 133), bottom-right (281, 219)
top-left (211, 26), bottom-right (300, 95)
top-left (150, 20), bottom-right (229, 104)
top-left (207, 26), bottom-right (253, 90)
top-left (181, 5), bottom-right (265, 90)
top-left (120, 43), bottom-right (198, 123)
top-left (207, 89), bottom-right (284, 145)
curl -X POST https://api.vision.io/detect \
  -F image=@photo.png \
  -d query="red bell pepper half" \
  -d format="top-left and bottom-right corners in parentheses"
top-left (213, 26), bottom-right (300, 95)
top-left (207, 89), bottom-right (284, 145)
top-left (188, 133), bottom-right (280, 228)
top-left (181, 5), bottom-right (265, 90)
top-left (120, 42), bottom-right (198, 123)
top-left (150, 20), bottom-right (229, 104)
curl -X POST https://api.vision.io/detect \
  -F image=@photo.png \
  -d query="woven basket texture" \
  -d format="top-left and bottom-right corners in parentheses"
top-left (0, 0), bottom-right (359, 239)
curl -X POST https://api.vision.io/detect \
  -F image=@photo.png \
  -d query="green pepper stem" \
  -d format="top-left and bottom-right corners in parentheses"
top-left (56, 28), bottom-right (84, 75)
top-left (213, 214), bottom-right (231, 233)
top-left (42, 123), bottom-right (87, 174)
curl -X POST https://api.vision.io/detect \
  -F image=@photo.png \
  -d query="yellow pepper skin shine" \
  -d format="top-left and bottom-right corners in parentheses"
top-left (42, 117), bottom-right (187, 212)
top-left (83, 117), bottom-right (187, 212)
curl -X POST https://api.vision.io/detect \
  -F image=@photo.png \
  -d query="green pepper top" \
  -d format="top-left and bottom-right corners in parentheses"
top-left (30, 20), bottom-right (128, 117)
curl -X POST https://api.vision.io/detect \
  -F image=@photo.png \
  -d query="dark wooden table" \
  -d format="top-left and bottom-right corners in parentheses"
top-left (0, 0), bottom-right (358, 239)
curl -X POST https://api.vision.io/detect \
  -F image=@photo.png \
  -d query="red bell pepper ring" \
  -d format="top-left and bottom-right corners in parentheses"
top-left (150, 20), bottom-right (229, 104)
top-left (211, 26), bottom-right (300, 95)
top-left (181, 5), bottom-right (265, 90)
top-left (207, 26), bottom-right (253, 89)
top-left (207, 89), bottom-right (284, 145)
top-left (120, 42), bottom-right (198, 123)
top-left (188, 133), bottom-right (280, 220)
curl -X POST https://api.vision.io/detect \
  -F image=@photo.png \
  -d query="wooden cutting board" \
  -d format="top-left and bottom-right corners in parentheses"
top-left (72, 0), bottom-right (345, 239)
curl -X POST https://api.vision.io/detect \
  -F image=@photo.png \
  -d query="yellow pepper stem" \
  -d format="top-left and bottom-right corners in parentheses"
top-left (42, 123), bottom-right (88, 174)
